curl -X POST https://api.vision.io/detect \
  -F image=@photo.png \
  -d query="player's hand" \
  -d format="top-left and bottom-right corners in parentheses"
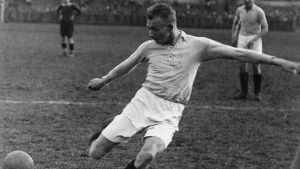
top-left (88, 78), bottom-right (107, 91)
top-left (282, 61), bottom-right (300, 74)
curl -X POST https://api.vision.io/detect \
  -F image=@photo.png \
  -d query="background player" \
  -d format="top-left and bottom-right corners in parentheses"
top-left (87, 3), bottom-right (300, 169)
top-left (56, 0), bottom-right (81, 57)
top-left (232, 0), bottom-right (268, 101)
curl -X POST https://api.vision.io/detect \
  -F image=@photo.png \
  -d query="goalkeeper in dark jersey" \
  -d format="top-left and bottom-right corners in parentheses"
top-left (56, 0), bottom-right (81, 57)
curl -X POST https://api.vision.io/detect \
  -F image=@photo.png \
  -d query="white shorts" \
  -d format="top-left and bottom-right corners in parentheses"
top-left (102, 87), bottom-right (185, 148)
top-left (238, 34), bottom-right (262, 53)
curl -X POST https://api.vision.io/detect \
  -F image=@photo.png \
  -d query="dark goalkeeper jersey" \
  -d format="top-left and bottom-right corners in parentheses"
top-left (56, 3), bottom-right (81, 21)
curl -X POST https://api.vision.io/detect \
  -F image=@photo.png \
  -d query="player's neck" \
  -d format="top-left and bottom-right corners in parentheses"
top-left (171, 29), bottom-right (181, 46)
top-left (245, 5), bottom-right (253, 11)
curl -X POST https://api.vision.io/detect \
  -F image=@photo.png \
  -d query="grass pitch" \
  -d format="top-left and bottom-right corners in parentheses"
top-left (0, 23), bottom-right (300, 169)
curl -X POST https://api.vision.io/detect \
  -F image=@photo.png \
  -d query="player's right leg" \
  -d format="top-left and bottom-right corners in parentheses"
top-left (67, 37), bottom-right (75, 57)
top-left (234, 62), bottom-right (248, 99)
top-left (66, 21), bottom-right (75, 57)
top-left (60, 21), bottom-right (68, 56)
top-left (234, 35), bottom-right (249, 100)
top-left (88, 134), bottom-right (118, 159)
top-left (61, 36), bottom-right (68, 56)
top-left (253, 63), bottom-right (262, 101)
top-left (251, 39), bottom-right (263, 101)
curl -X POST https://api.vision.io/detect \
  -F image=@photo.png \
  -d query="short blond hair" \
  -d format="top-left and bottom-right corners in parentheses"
top-left (146, 3), bottom-right (176, 24)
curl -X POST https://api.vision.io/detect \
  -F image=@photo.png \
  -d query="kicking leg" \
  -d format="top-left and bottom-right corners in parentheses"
top-left (88, 133), bottom-right (118, 159)
top-left (125, 136), bottom-right (165, 169)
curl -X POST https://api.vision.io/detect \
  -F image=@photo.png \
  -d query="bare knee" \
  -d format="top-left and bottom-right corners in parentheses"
top-left (88, 134), bottom-right (117, 159)
top-left (135, 137), bottom-right (165, 168)
top-left (88, 142), bottom-right (107, 159)
top-left (135, 150), bottom-right (156, 168)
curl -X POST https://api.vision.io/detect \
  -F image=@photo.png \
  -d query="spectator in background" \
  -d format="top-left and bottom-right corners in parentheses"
top-left (232, 0), bottom-right (268, 101)
top-left (224, 0), bottom-right (230, 14)
top-left (56, 0), bottom-right (81, 57)
top-left (204, 0), bottom-right (212, 13)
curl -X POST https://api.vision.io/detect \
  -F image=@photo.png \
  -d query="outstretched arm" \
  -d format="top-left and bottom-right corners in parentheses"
top-left (88, 45), bottom-right (146, 91)
top-left (203, 43), bottom-right (300, 74)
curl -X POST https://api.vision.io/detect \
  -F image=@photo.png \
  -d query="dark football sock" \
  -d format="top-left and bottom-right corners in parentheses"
top-left (253, 73), bottom-right (262, 95)
top-left (69, 43), bottom-right (74, 52)
top-left (124, 160), bottom-right (137, 169)
top-left (61, 43), bottom-right (67, 49)
top-left (239, 72), bottom-right (248, 94)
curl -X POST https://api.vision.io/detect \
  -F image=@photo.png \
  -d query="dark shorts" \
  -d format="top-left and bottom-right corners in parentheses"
top-left (60, 20), bottom-right (74, 38)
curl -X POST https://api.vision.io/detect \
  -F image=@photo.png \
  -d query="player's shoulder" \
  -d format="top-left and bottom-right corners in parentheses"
top-left (195, 37), bottom-right (224, 49)
top-left (135, 40), bottom-right (154, 53)
top-left (190, 36), bottom-right (214, 45)
top-left (236, 5), bottom-right (245, 12)
top-left (140, 40), bottom-right (154, 48)
top-left (254, 4), bottom-right (265, 14)
top-left (254, 4), bottom-right (264, 11)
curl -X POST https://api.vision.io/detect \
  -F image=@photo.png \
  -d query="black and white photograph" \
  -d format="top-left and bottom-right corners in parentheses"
top-left (1, 0), bottom-right (300, 169)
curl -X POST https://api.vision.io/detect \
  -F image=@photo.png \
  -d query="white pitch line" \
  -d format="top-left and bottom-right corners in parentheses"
top-left (0, 100), bottom-right (299, 112)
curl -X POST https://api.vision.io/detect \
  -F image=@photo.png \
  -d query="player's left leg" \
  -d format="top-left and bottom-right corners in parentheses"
top-left (66, 20), bottom-right (75, 57)
top-left (89, 133), bottom-right (119, 159)
top-left (253, 63), bottom-right (262, 101)
top-left (67, 37), bottom-right (75, 57)
top-left (125, 136), bottom-right (165, 169)
top-left (251, 38), bottom-right (263, 101)
top-left (60, 21), bottom-right (68, 56)
top-left (61, 37), bottom-right (68, 56)
top-left (234, 35), bottom-right (249, 100)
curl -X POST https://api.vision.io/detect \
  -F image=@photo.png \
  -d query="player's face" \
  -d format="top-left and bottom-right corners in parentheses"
top-left (147, 17), bottom-right (173, 45)
top-left (244, 0), bottom-right (254, 9)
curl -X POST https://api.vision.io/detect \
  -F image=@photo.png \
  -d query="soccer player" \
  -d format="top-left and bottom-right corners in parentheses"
top-left (87, 3), bottom-right (300, 169)
top-left (56, 0), bottom-right (81, 57)
top-left (232, 0), bottom-right (268, 101)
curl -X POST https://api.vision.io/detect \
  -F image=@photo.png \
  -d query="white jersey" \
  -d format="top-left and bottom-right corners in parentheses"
top-left (236, 4), bottom-right (268, 35)
top-left (124, 31), bottom-right (224, 104)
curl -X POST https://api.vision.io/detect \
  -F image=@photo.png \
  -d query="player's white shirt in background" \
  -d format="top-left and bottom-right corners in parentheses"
top-left (237, 4), bottom-right (268, 36)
